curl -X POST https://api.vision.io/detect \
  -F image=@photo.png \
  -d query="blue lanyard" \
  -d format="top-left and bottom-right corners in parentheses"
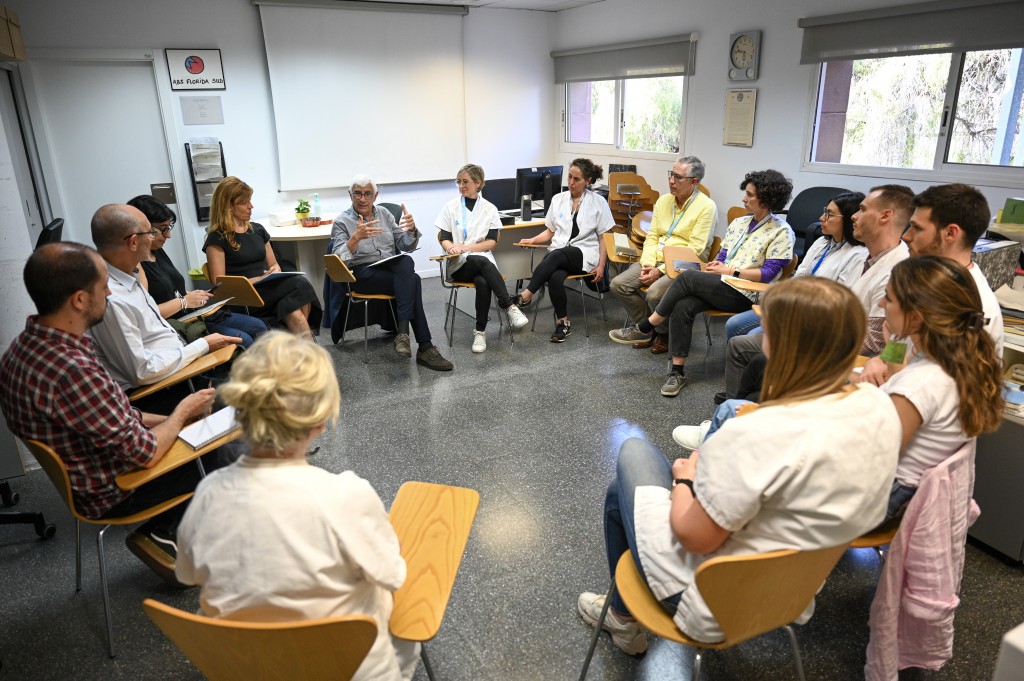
top-left (663, 192), bottom-right (697, 241)
top-left (725, 213), bottom-right (773, 264)
top-left (459, 197), bottom-right (470, 242)
top-left (811, 240), bottom-right (840, 275)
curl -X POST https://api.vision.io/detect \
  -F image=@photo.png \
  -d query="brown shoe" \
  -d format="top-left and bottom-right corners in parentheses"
top-left (631, 334), bottom-right (655, 349)
top-left (650, 335), bottom-right (669, 354)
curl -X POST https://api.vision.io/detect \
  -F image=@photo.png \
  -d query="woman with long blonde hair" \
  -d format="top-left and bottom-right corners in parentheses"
top-left (880, 256), bottom-right (1003, 517)
top-left (176, 331), bottom-right (418, 680)
top-left (578, 277), bottom-right (901, 653)
top-left (204, 177), bottom-right (322, 338)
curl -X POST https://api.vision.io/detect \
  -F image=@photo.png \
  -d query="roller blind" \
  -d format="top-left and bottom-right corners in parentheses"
top-left (551, 33), bottom-right (697, 84)
top-left (258, 3), bottom-right (467, 190)
top-left (799, 0), bottom-right (1024, 64)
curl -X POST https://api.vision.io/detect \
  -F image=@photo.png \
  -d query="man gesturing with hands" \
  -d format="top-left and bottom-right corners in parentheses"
top-left (331, 175), bottom-right (453, 371)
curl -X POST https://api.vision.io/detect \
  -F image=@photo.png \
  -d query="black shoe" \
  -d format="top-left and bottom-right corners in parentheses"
top-left (713, 391), bottom-right (727, 405)
top-left (126, 530), bottom-right (188, 588)
top-left (513, 293), bottom-right (532, 310)
top-left (551, 320), bottom-right (572, 343)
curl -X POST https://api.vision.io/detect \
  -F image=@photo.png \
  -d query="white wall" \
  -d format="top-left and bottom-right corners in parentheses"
top-left (552, 0), bottom-right (1024, 229)
top-left (8, 0), bottom-right (554, 276)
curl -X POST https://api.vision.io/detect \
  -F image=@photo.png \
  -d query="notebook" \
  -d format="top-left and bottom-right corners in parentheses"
top-left (178, 406), bottom-right (239, 450)
top-left (178, 297), bottom-right (234, 322)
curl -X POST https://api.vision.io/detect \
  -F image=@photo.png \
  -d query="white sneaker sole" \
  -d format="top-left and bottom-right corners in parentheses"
top-left (577, 594), bottom-right (648, 655)
top-left (608, 329), bottom-right (648, 345)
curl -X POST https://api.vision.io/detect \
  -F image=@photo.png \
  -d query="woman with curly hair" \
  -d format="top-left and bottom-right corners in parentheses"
top-left (632, 169), bottom-right (795, 397)
top-left (203, 177), bottom-right (322, 339)
top-left (879, 256), bottom-right (1004, 518)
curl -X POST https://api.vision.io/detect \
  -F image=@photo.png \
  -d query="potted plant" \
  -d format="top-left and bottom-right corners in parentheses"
top-left (295, 198), bottom-right (311, 224)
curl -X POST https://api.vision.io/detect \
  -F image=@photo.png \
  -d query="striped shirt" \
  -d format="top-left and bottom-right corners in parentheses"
top-left (0, 317), bottom-right (156, 518)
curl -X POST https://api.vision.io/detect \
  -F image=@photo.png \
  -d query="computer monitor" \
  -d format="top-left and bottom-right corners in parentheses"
top-left (482, 178), bottom-right (518, 211)
top-left (514, 165), bottom-right (563, 215)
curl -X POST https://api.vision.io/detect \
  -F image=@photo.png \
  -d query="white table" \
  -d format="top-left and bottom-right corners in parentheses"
top-left (264, 219), bottom-right (333, 306)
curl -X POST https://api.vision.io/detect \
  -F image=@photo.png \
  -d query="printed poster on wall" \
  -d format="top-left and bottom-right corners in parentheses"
top-left (166, 49), bottom-right (226, 91)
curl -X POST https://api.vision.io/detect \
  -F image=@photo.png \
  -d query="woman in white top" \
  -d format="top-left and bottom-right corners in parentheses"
top-left (578, 277), bottom-right (901, 652)
top-left (726, 190), bottom-right (868, 339)
top-left (514, 158), bottom-right (614, 343)
top-left (176, 331), bottom-right (418, 680)
top-left (880, 256), bottom-right (1003, 518)
top-left (436, 164), bottom-right (530, 353)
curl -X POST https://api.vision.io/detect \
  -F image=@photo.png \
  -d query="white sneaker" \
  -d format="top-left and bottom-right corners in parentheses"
top-left (471, 330), bottom-right (487, 353)
top-left (506, 303), bottom-right (529, 330)
top-left (672, 420), bottom-right (712, 451)
top-left (577, 592), bottom-right (648, 655)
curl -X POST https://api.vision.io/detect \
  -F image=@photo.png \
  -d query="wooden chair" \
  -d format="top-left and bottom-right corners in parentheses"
top-left (629, 211), bottom-right (653, 251)
top-left (698, 254), bottom-right (799, 348)
top-left (323, 253), bottom-right (399, 362)
top-left (513, 242), bottom-right (606, 337)
top-left (726, 205), bottom-right (750, 225)
top-left (128, 345), bottom-right (238, 402)
top-left (201, 263), bottom-right (265, 309)
top-left (607, 173), bottom-right (658, 231)
top-left (580, 544), bottom-right (850, 681)
top-left (432, 232), bottom-right (511, 348)
top-left (142, 601), bottom-right (377, 681)
top-left (851, 517), bottom-right (900, 563)
top-left (24, 439), bottom-right (192, 658)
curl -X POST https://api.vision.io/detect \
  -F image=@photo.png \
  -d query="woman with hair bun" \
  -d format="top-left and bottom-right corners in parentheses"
top-left (176, 331), bottom-right (418, 680)
top-left (879, 256), bottom-right (1004, 518)
top-left (514, 157), bottom-right (614, 343)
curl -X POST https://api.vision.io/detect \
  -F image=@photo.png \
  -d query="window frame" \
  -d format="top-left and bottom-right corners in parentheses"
top-left (558, 75), bottom-right (690, 161)
top-left (801, 49), bottom-right (1024, 190)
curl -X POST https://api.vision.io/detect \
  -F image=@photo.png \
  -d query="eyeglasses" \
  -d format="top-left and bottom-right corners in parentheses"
top-left (821, 207), bottom-right (836, 220)
top-left (123, 229), bottom-right (159, 241)
top-left (455, 179), bottom-right (475, 186)
top-left (153, 220), bottom-right (175, 236)
top-left (668, 171), bottom-right (697, 182)
top-left (351, 190), bottom-right (375, 199)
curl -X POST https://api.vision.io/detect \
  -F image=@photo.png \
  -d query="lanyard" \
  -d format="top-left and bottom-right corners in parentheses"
top-left (811, 240), bottom-right (840, 275)
top-left (663, 192), bottom-right (698, 242)
top-left (459, 197), bottom-right (469, 242)
top-left (725, 213), bottom-right (773, 264)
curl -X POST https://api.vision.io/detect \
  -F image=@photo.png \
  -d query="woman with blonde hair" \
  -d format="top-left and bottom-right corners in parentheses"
top-left (880, 256), bottom-right (1003, 518)
top-left (578, 277), bottom-right (900, 654)
top-left (204, 177), bottom-right (322, 338)
top-left (435, 163), bottom-right (530, 352)
top-left (176, 331), bottom-right (418, 680)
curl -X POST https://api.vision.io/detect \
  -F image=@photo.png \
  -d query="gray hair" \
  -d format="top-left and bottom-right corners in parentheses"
top-left (348, 175), bottom-right (378, 195)
top-left (677, 155), bottom-right (705, 182)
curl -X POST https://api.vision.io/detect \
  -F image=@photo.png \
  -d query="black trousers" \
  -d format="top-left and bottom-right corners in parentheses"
top-left (526, 247), bottom-right (584, 319)
top-left (450, 255), bottom-right (512, 331)
top-left (352, 255), bottom-right (431, 344)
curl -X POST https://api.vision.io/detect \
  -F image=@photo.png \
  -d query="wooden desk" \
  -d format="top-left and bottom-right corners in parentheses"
top-left (128, 345), bottom-right (238, 402)
top-left (389, 481), bottom-right (479, 642)
top-left (116, 427), bottom-right (242, 490)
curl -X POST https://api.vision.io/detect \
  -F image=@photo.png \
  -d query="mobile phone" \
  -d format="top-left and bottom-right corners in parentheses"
top-left (208, 282), bottom-right (223, 293)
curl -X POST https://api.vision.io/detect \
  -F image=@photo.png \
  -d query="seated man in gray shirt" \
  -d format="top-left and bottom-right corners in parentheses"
top-left (89, 204), bottom-right (241, 406)
top-left (330, 175), bottom-right (453, 371)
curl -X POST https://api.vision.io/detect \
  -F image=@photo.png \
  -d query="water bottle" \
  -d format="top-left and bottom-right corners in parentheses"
top-left (310, 192), bottom-right (321, 221)
top-left (520, 194), bottom-right (532, 222)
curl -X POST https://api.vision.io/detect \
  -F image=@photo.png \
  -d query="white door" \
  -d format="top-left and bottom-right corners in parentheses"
top-left (25, 57), bottom-right (189, 269)
top-left (0, 69), bottom-right (43, 245)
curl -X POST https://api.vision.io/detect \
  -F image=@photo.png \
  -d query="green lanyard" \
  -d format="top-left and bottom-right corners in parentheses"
top-left (660, 192), bottom-right (698, 244)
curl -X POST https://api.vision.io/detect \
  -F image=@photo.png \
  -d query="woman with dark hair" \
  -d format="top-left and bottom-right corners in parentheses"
top-left (513, 158), bottom-right (614, 342)
top-left (724, 190), bottom-right (867, 339)
top-left (204, 177), bottom-right (322, 339)
top-left (578, 277), bottom-right (900, 654)
top-left (631, 169), bottom-right (795, 397)
top-left (879, 256), bottom-right (1003, 518)
top-left (128, 195), bottom-right (268, 348)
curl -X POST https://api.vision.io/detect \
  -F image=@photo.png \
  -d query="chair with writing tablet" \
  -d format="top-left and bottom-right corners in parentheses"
top-left (201, 262), bottom-right (265, 312)
top-left (432, 232), bottom-right (512, 348)
top-left (24, 439), bottom-right (193, 658)
top-left (323, 253), bottom-right (399, 362)
top-left (512, 241), bottom-right (606, 337)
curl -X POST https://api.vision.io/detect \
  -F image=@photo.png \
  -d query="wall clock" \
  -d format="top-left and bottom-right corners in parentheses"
top-left (728, 30), bottom-right (761, 81)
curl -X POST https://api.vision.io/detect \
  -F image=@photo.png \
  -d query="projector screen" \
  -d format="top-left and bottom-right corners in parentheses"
top-left (259, 4), bottom-right (467, 190)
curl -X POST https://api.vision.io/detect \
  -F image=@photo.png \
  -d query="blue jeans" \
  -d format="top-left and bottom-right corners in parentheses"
top-left (205, 311), bottom-right (269, 348)
top-left (704, 399), bottom-right (755, 441)
top-left (886, 480), bottom-right (917, 519)
top-left (725, 309), bottom-right (762, 340)
top-left (603, 437), bottom-right (682, 616)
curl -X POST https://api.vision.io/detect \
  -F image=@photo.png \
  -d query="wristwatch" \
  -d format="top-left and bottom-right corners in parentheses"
top-left (733, 269), bottom-right (741, 278)
top-left (673, 478), bottom-right (695, 494)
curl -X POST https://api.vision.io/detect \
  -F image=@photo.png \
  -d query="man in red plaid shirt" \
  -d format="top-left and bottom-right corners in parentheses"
top-left (0, 242), bottom-right (217, 585)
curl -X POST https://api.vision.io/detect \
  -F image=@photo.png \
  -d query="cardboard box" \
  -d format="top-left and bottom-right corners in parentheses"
top-left (1001, 197), bottom-right (1024, 225)
top-left (0, 5), bottom-right (24, 62)
top-left (0, 7), bottom-right (12, 61)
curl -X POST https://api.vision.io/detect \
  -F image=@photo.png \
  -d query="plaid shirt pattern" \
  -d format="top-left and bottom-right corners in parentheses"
top-left (0, 317), bottom-right (156, 518)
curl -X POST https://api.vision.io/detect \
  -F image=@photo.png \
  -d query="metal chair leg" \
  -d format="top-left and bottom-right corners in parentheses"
top-left (783, 624), bottom-right (807, 681)
top-left (340, 292), bottom-right (352, 345)
top-left (96, 524), bottom-right (116, 658)
top-left (703, 315), bottom-right (713, 347)
top-left (447, 288), bottom-right (458, 347)
top-left (692, 650), bottom-right (703, 680)
top-left (421, 643), bottom-right (436, 681)
top-left (362, 301), bottom-right (370, 363)
top-left (75, 519), bottom-right (82, 592)
top-left (579, 282), bottom-right (590, 337)
top-left (578, 577), bottom-right (617, 681)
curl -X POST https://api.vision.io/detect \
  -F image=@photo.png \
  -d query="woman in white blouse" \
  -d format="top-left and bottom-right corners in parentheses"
top-left (514, 158), bottom-right (614, 343)
top-left (176, 331), bottom-right (418, 680)
top-left (436, 164), bottom-right (530, 353)
top-left (578, 277), bottom-right (901, 654)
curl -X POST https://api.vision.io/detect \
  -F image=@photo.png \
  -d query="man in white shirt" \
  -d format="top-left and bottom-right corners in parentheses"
top-left (89, 204), bottom-right (241, 397)
top-left (859, 183), bottom-right (1005, 385)
top-left (721, 185), bottom-right (914, 400)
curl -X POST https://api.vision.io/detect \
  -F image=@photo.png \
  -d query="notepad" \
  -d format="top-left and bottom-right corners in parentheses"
top-left (256, 271), bottom-right (306, 285)
top-left (178, 297), bottom-right (234, 322)
top-left (178, 406), bottom-right (239, 450)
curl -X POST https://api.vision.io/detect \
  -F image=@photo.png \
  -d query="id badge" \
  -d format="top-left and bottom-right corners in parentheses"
top-left (880, 340), bottom-right (907, 364)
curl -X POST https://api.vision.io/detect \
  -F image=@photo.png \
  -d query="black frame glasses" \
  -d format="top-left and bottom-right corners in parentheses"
top-left (123, 229), bottom-right (159, 241)
top-left (667, 171), bottom-right (697, 182)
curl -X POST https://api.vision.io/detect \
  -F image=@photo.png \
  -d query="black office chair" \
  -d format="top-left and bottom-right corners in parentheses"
top-left (34, 218), bottom-right (65, 250)
top-left (378, 202), bottom-right (403, 224)
top-left (0, 479), bottom-right (56, 538)
top-left (778, 187), bottom-right (848, 259)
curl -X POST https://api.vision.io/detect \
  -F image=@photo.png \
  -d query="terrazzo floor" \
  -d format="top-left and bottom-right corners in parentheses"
top-left (2, 281), bottom-right (1023, 680)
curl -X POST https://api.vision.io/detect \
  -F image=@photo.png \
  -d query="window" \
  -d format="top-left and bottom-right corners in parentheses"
top-left (563, 75), bottom-right (684, 154)
top-left (809, 48), bottom-right (1024, 173)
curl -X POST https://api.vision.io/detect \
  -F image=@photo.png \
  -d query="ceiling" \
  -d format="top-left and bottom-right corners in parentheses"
top-left (349, 0), bottom-right (605, 11)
